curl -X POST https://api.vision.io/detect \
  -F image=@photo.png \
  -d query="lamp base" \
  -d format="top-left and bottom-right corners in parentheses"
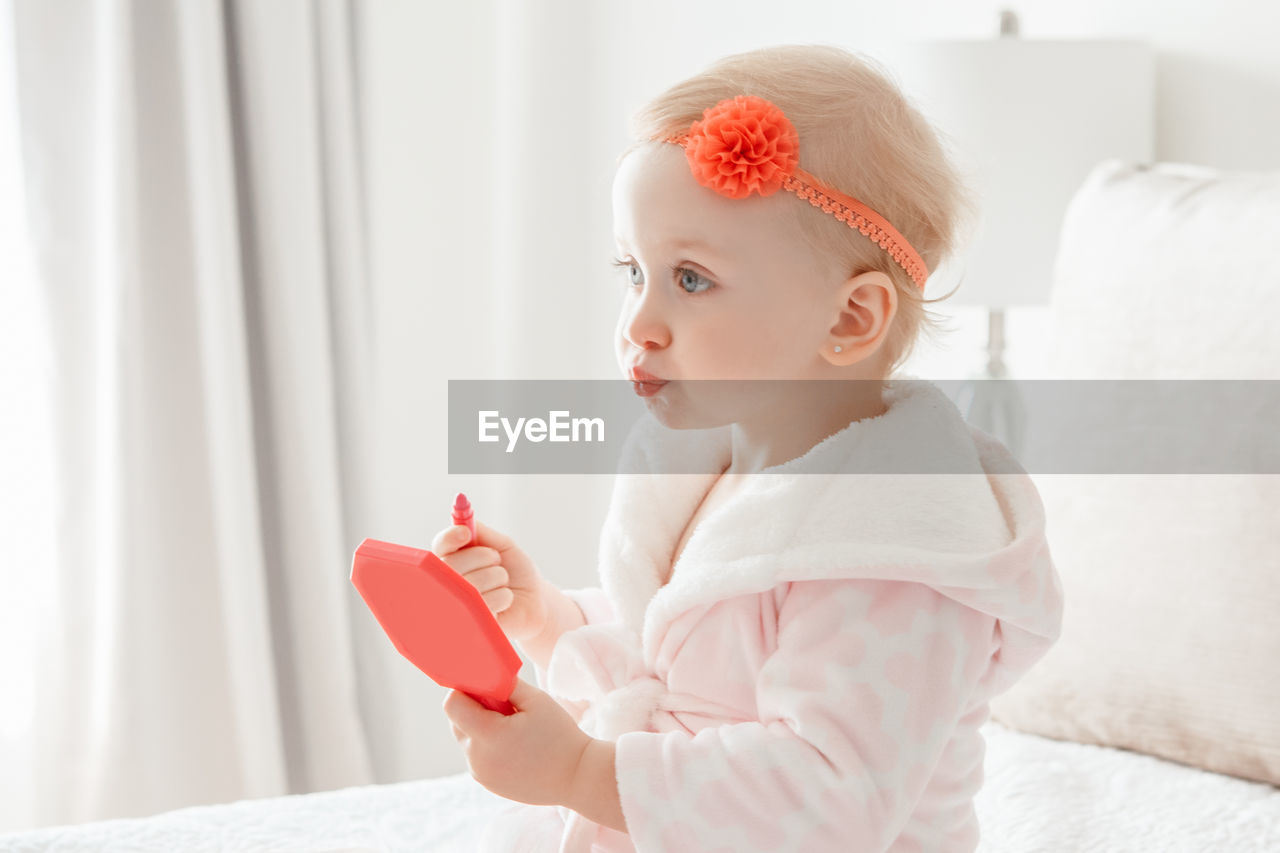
top-left (954, 308), bottom-right (1027, 459)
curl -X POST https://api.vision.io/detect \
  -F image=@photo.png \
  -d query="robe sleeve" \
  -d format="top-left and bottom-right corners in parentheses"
top-left (562, 585), bottom-right (615, 626)
top-left (612, 578), bottom-right (998, 852)
top-left (530, 585), bottom-right (616, 723)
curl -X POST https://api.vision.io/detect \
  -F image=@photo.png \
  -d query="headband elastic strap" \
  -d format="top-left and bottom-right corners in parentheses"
top-left (656, 95), bottom-right (930, 291)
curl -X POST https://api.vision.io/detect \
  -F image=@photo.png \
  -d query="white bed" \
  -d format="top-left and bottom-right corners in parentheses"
top-left (2, 719), bottom-right (1278, 852)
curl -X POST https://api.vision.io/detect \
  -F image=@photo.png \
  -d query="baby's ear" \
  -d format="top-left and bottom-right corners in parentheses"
top-left (834, 270), bottom-right (895, 332)
top-left (824, 271), bottom-right (897, 368)
top-left (844, 269), bottom-right (895, 306)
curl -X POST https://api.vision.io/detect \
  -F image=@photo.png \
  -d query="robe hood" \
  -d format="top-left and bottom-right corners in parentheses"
top-left (592, 375), bottom-right (1064, 704)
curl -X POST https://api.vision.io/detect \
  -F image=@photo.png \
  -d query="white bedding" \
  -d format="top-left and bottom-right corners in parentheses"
top-left (3, 720), bottom-right (1278, 852)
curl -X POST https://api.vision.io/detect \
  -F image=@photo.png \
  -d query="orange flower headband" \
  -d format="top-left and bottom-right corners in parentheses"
top-left (659, 94), bottom-right (930, 290)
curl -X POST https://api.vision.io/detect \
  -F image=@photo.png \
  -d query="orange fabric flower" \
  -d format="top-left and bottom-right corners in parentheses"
top-left (681, 95), bottom-right (800, 200)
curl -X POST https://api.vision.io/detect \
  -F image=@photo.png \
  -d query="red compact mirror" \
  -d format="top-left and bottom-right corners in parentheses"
top-left (351, 538), bottom-right (521, 715)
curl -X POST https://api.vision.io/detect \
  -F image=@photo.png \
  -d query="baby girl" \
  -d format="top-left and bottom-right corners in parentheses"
top-left (438, 43), bottom-right (1064, 852)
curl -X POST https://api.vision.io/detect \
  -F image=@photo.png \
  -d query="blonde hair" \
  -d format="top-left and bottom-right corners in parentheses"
top-left (620, 43), bottom-right (978, 376)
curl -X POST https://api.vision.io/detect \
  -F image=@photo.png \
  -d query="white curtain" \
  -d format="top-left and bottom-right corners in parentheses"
top-left (0, 0), bottom-right (391, 831)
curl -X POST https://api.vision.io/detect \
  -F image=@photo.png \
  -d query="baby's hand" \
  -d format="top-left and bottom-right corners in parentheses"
top-left (430, 520), bottom-right (550, 645)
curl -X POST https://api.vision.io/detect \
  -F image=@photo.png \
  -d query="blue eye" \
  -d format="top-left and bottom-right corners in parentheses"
top-left (674, 266), bottom-right (712, 295)
top-left (609, 258), bottom-right (715, 296)
top-left (611, 257), bottom-right (642, 286)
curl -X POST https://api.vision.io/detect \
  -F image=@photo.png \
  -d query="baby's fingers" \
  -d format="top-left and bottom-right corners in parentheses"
top-left (472, 519), bottom-right (514, 551)
top-left (430, 524), bottom-right (474, 556)
top-left (460, 564), bottom-right (514, 613)
top-left (441, 546), bottom-right (501, 577)
top-left (464, 564), bottom-right (510, 594)
top-left (480, 585), bottom-right (515, 615)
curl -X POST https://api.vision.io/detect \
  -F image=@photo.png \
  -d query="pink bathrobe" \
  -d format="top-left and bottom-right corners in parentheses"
top-left (479, 378), bottom-right (1064, 852)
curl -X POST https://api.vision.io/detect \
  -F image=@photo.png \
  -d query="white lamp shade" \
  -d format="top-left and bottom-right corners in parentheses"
top-left (878, 39), bottom-right (1155, 308)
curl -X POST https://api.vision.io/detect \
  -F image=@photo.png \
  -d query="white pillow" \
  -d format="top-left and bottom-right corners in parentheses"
top-left (988, 159), bottom-right (1280, 787)
top-left (1046, 160), bottom-right (1280, 381)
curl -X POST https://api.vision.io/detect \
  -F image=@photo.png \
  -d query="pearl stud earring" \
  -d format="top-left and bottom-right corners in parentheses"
top-left (834, 346), bottom-right (843, 353)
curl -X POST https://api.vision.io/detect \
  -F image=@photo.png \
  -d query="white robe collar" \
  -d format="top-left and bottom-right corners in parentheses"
top-left (596, 376), bottom-right (1063, 688)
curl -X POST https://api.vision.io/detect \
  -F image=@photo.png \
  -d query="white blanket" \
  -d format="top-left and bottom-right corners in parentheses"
top-left (2, 721), bottom-right (1277, 851)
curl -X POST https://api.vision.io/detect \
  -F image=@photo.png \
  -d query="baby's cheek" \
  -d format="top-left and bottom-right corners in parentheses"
top-left (613, 334), bottom-right (628, 372)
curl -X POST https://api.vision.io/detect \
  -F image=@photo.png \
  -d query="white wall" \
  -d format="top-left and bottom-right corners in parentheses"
top-left (363, 0), bottom-right (1280, 384)
top-left (358, 0), bottom-right (1279, 777)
